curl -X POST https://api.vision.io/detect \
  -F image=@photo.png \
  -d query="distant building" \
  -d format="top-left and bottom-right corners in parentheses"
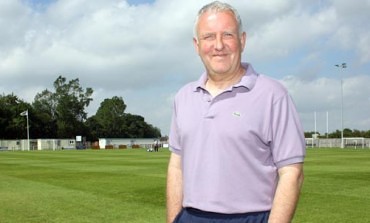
top-left (0, 139), bottom-right (76, 151)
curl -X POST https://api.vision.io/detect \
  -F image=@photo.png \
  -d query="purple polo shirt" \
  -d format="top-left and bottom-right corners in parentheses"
top-left (169, 63), bottom-right (306, 214)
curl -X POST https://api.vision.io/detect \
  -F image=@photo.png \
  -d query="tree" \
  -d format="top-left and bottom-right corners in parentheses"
top-left (364, 130), bottom-right (370, 138)
top-left (54, 76), bottom-right (93, 138)
top-left (304, 131), bottom-right (319, 138)
top-left (93, 96), bottom-right (127, 138)
top-left (343, 128), bottom-right (353, 137)
top-left (0, 94), bottom-right (31, 139)
top-left (87, 96), bottom-right (161, 139)
top-left (84, 116), bottom-right (102, 141)
top-left (32, 89), bottom-right (57, 138)
top-left (33, 76), bottom-right (93, 138)
top-left (2, 79), bottom-right (161, 140)
top-left (124, 113), bottom-right (146, 138)
top-left (352, 129), bottom-right (363, 137)
top-left (327, 130), bottom-right (340, 138)
top-left (123, 113), bottom-right (161, 138)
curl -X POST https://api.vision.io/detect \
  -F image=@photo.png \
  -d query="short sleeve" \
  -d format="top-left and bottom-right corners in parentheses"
top-left (270, 94), bottom-right (306, 168)
top-left (169, 99), bottom-right (182, 155)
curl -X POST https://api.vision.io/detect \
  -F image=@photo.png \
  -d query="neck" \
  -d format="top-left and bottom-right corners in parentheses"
top-left (205, 66), bottom-right (245, 97)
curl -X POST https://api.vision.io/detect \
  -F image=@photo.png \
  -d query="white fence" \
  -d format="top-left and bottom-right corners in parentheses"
top-left (305, 138), bottom-right (370, 149)
top-left (98, 138), bottom-right (163, 149)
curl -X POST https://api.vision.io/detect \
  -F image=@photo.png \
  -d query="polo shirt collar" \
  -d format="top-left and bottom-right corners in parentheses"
top-left (193, 62), bottom-right (259, 92)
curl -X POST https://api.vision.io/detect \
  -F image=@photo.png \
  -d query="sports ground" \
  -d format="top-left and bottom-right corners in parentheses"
top-left (0, 148), bottom-right (369, 222)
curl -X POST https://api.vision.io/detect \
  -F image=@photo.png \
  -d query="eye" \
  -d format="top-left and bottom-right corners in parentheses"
top-left (201, 34), bottom-right (216, 41)
top-left (223, 32), bottom-right (234, 39)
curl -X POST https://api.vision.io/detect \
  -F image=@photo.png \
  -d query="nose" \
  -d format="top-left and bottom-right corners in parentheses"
top-left (215, 35), bottom-right (224, 50)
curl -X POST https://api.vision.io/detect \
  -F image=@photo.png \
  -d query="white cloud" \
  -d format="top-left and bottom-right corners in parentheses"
top-left (357, 32), bottom-right (370, 63)
top-left (282, 75), bottom-right (370, 133)
top-left (1, 0), bottom-right (369, 135)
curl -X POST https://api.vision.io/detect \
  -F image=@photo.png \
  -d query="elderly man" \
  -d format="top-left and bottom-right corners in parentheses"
top-left (167, 1), bottom-right (306, 223)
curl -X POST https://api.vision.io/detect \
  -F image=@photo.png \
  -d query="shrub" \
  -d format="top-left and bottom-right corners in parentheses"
top-left (105, 145), bottom-right (114, 149)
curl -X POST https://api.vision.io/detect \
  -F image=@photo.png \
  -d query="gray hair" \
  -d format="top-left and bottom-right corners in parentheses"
top-left (193, 1), bottom-right (244, 39)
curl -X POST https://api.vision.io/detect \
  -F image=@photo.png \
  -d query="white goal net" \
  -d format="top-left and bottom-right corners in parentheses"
top-left (344, 137), bottom-right (365, 149)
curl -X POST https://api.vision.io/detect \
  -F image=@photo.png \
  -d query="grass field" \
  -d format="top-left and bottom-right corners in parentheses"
top-left (1, 148), bottom-right (370, 223)
top-left (295, 148), bottom-right (370, 223)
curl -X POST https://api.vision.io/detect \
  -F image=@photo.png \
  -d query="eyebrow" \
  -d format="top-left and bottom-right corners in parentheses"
top-left (199, 31), bottom-right (237, 37)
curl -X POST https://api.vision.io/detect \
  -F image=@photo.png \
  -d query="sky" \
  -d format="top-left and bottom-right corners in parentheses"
top-left (1, 0), bottom-right (370, 136)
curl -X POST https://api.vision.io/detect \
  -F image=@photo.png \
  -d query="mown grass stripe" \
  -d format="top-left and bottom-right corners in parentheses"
top-left (1, 148), bottom-right (370, 222)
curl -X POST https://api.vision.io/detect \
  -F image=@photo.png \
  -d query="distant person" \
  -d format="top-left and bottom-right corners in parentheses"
top-left (166, 1), bottom-right (306, 223)
top-left (154, 140), bottom-right (159, 152)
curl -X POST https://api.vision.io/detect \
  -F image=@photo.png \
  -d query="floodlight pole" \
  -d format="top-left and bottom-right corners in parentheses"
top-left (335, 63), bottom-right (346, 148)
top-left (26, 110), bottom-right (30, 151)
top-left (326, 111), bottom-right (329, 139)
top-left (314, 111), bottom-right (317, 135)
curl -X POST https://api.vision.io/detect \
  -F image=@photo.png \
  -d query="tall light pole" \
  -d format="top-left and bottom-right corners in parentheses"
top-left (20, 110), bottom-right (30, 151)
top-left (326, 111), bottom-right (329, 139)
top-left (335, 63), bottom-right (346, 148)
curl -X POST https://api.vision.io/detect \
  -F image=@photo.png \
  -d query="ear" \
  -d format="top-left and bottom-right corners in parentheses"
top-left (240, 32), bottom-right (247, 52)
top-left (193, 37), bottom-right (200, 55)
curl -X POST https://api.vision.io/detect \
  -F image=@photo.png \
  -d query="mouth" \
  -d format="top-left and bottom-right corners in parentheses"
top-left (213, 53), bottom-right (228, 58)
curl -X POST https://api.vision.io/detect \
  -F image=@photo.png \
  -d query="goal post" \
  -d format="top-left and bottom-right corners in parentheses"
top-left (305, 138), bottom-right (315, 148)
top-left (343, 137), bottom-right (365, 149)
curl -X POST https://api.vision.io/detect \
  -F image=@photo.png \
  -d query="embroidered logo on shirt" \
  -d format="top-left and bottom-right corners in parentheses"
top-left (232, 111), bottom-right (241, 117)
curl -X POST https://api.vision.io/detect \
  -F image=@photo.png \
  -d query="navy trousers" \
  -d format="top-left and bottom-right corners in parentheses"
top-left (173, 208), bottom-right (270, 223)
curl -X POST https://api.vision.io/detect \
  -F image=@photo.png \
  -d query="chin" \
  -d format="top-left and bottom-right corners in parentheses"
top-left (210, 66), bottom-right (231, 74)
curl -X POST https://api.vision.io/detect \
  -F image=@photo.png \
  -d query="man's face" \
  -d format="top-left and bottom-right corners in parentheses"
top-left (194, 10), bottom-right (246, 77)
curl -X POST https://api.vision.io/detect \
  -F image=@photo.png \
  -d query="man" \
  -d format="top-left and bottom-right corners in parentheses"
top-left (167, 1), bottom-right (305, 223)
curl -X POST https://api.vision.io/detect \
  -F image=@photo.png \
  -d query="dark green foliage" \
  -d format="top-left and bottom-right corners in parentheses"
top-left (305, 128), bottom-right (370, 138)
top-left (93, 96), bottom-right (127, 138)
top-left (31, 76), bottom-right (94, 138)
top-left (86, 97), bottom-right (161, 140)
top-left (0, 94), bottom-right (31, 139)
top-left (0, 76), bottom-right (161, 140)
